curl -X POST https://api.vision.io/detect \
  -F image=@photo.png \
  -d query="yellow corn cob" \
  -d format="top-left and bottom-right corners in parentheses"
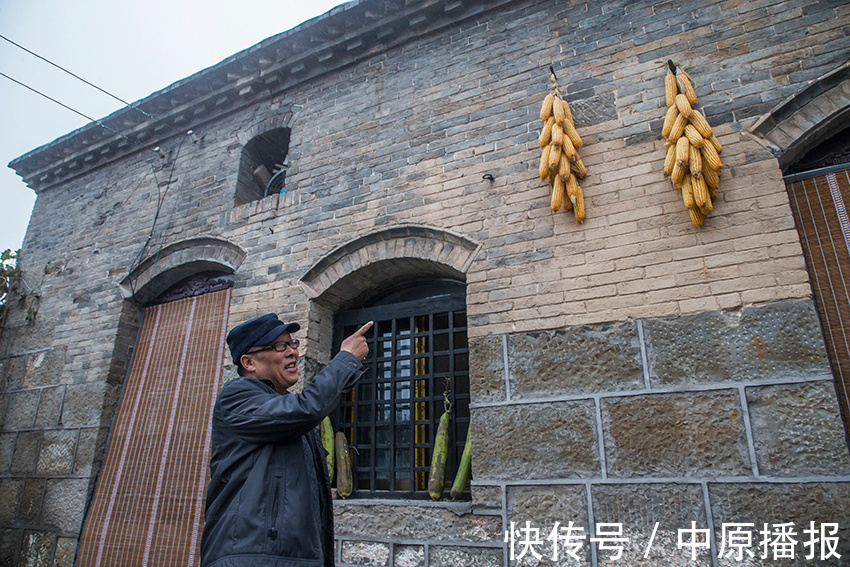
top-left (561, 135), bottom-right (579, 162)
top-left (661, 104), bottom-right (679, 138)
top-left (558, 152), bottom-right (571, 180)
top-left (689, 110), bottom-right (713, 138)
top-left (566, 172), bottom-right (579, 202)
top-left (663, 143), bottom-right (677, 176)
top-left (675, 93), bottom-right (692, 118)
top-left (562, 183), bottom-right (574, 211)
top-left (682, 175), bottom-right (695, 209)
top-left (671, 160), bottom-right (686, 188)
top-left (689, 143), bottom-right (703, 178)
top-left (573, 186), bottom-right (585, 222)
top-left (565, 171), bottom-right (578, 198)
top-left (554, 96), bottom-right (566, 125)
top-left (684, 125), bottom-right (704, 148)
top-left (678, 72), bottom-right (698, 105)
top-left (689, 206), bottom-right (704, 227)
top-left (540, 93), bottom-right (554, 122)
top-left (571, 157), bottom-right (587, 178)
top-left (548, 143), bottom-right (562, 172)
top-left (560, 98), bottom-right (573, 124)
top-left (692, 174), bottom-right (711, 213)
top-left (563, 119), bottom-right (583, 148)
top-left (702, 142), bottom-right (723, 170)
top-left (708, 133), bottom-right (722, 153)
top-left (539, 117), bottom-right (555, 148)
top-left (539, 145), bottom-right (551, 179)
top-left (551, 175), bottom-right (565, 211)
top-left (668, 113), bottom-right (688, 142)
top-left (676, 136), bottom-right (690, 166)
top-left (708, 180), bottom-right (718, 198)
top-left (665, 72), bottom-right (678, 108)
top-left (551, 123), bottom-right (564, 147)
top-left (702, 163), bottom-right (719, 190)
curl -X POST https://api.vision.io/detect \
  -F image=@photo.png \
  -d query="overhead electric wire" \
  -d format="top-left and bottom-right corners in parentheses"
top-left (0, 70), bottom-right (162, 156)
top-left (0, 33), bottom-right (182, 135)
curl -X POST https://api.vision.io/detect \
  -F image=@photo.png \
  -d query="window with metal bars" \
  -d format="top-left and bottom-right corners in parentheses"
top-left (331, 287), bottom-right (470, 499)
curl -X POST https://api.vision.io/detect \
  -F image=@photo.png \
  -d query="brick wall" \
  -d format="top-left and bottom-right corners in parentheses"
top-left (2, 0), bottom-right (849, 564)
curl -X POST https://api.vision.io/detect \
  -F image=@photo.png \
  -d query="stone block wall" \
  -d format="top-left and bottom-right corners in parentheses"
top-left (1, 0), bottom-right (849, 564)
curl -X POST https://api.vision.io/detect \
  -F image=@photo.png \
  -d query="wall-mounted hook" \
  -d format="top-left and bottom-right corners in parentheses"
top-left (482, 173), bottom-right (495, 181)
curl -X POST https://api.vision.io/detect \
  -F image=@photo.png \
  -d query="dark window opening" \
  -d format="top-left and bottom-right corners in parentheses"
top-left (151, 271), bottom-right (234, 306)
top-left (235, 128), bottom-right (290, 205)
top-left (331, 282), bottom-right (470, 499)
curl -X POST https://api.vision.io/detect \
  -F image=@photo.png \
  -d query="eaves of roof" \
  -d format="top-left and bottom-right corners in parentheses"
top-left (9, 0), bottom-right (516, 193)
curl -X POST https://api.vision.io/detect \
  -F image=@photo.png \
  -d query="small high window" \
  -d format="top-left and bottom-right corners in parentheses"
top-left (235, 127), bottom-right (290, 205)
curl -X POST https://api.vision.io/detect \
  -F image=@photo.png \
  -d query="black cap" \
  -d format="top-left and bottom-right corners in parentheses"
top-left (227, 313), bottom-right (300, 366)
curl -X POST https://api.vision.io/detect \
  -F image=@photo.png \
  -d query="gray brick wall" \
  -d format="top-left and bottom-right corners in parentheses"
top-left (2, 0), bottom-right (849, 564)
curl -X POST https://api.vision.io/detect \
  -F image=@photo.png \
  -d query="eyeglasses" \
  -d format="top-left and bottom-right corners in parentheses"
top-left (247, 339), bottom-right (300, 354)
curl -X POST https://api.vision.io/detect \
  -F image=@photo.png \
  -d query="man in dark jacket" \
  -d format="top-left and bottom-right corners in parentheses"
top-left (200, 313), bottom-right (372, 567)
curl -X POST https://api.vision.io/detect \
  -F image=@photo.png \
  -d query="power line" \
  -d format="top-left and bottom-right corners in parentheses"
top-left (0, 70), bottom-right (161, 156)
top-left (0, 33), bottom-right (182, 135)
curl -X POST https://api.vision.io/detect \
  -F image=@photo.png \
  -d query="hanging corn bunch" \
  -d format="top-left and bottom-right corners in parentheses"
top-left (538, 70), bottom-right (588, 222)
top-left (661, 60), bottom-right (723, 227)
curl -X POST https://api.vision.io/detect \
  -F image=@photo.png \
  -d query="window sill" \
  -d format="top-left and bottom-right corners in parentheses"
top-left (333, 496), bottom-right (473, 515)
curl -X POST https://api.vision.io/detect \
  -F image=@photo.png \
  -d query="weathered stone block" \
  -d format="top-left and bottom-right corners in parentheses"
top-left (603, 391), bottom-right (750, 478)
top-left (643, 300), bottom-right (830, 386)
top-left (0, 479), bottom-right (23, 525)
top-left (3, 389), bottom-right (40, 430)
top-left (34, 386), bottom-right (64, 428)
top-left (73, 427), bottom-right (109, 477)
top-left (506, 485), bottom-right (590, 566)
top-left (473, 401), bottom-right (599, 480)
top-left (18, 479), bottom-right (44, 525)
top-left (0, 433), bottom-right (15, 473)
top-left (0, 529), bottom-right (21, 567)
top-left (508, 323), bottom-right (642, 398)
top-left (54, 537), bottom-right (77, 567)
top-left (393, 544), bottom-right (424, 567)
top-left (469, 336), bottom-right (505, 403)
top-left (334, 502), bottom-right (501, 543)
top-left (429, 545), bottom-right (503, 567)
top-left (18, 531), bottom-right (53, 567)
top-left (341, 540), bottom-right (390, 567)
top-left (709, 483), bottom-right (850, 566)
top-left (23, 347), bottom-right (66, 388)
top-left (11, 431), bottom-right (41, 475)
top-left (0, 356), bottom-right (26, 392)
top-left (36, 429), bottom-right (77, 475)
top-left (592, 484), bottom-right (709, 566)
top-left (472, 485), bottom-right (502, 509)
top-left (747, 381), bottom-right (850, 476)
top-left (60, 382), bottom-right (121, 427)
top-left (41, 479), bottom-right (89, 534)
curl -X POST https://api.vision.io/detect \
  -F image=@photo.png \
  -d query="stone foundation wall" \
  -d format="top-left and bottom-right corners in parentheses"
top-left (333, 298), bottom-right (850, 566)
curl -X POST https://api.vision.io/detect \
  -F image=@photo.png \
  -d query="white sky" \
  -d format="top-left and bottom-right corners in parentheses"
top-left (0, 0), bottom-right (348, 254)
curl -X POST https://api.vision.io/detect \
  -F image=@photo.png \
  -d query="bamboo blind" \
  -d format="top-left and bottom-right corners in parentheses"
top-left (77, 289), bottom-right (230, 567)
top-left (786, 168), bottom-right (850, 432)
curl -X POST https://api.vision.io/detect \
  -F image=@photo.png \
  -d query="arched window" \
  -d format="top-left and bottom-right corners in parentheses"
top-left (331, 281), bottom-right (470, 499)
top-left (235, 127), bottom-right (290, 205)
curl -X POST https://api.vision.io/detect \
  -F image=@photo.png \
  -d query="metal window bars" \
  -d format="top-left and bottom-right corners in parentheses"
top-left (333, 295), bottom-right (470, 499)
